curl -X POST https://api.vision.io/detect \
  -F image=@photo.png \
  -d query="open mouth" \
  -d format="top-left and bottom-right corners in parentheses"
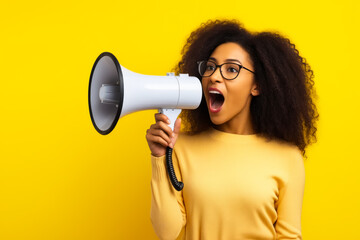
top-left (209, 89), bottom-right (224, 113)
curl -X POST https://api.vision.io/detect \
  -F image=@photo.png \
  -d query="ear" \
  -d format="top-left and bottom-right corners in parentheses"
top-left (251, 84), bottom-right (260, 96)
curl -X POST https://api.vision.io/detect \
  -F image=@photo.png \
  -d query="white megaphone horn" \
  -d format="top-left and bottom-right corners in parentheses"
top-left (88, 52), bottom-right (202, 191)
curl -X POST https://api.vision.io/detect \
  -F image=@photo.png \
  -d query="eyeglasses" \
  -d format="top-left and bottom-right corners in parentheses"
top-left (197, 60), bottom-right (255, 80)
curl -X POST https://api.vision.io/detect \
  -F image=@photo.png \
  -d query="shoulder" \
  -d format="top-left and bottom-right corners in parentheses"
top-left (257, 138), bottom-right (305, 188)
top-left (258, 136), bottom-right (303, 159)
top-left (246, 136), bottom-right (304, 175)
top-left (265, 138), bottom-right (305, 175)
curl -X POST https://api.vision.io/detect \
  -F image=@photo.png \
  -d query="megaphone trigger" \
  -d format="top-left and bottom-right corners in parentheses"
top-left (158, 108), bottom-right (182, 131)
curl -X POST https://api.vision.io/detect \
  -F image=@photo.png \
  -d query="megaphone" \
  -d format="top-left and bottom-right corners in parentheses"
top-left (88, 52), bottom-right (202, 191)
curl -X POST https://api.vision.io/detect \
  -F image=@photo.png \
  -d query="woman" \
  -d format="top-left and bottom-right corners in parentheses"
top-left (146, 19), bottom-right (318, 240)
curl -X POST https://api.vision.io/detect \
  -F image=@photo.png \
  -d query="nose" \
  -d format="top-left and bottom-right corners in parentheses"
top-left (209, 66), bottom-right (223, 83)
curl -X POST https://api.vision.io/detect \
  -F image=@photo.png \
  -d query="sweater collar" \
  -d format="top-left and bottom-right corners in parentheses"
top-left (206, 127), bottom-right (262, 144)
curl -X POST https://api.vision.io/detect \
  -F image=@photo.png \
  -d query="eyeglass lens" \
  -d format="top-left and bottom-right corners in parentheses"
top-left (199, 61), bottom-right (240, 80)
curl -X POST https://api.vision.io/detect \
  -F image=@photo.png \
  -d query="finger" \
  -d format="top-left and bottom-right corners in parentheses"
top-left (146, 134), bottom-right (169, 147)
top-left (148, 128), bottom-right (172, 144)
top-left (155, 113), bottom-right (170, 124)
top-left (153, 121), bottom-right (174, 138)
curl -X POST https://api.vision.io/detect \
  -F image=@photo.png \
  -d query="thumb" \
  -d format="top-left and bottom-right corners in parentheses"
top-left (173, 118), bottom-right (181, 136)
top-left (170, 118), bottom-right (181, 148)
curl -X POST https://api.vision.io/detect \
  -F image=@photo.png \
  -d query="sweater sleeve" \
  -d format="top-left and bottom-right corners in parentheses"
top-left (150, 151), bottom-right (186, 240)
top-left (275, 149), bottom-right (305, 240)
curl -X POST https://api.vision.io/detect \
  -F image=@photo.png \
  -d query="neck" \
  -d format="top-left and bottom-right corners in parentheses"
top-left (214, 106), bottom-right (256, 135)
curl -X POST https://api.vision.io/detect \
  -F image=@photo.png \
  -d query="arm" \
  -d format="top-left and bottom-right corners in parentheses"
top-left (146, 114), bottom-right (185, 240)
top-left (275, 149), bottom-right (305, 240)
top-left (150, 152), bottom-right (186, 240)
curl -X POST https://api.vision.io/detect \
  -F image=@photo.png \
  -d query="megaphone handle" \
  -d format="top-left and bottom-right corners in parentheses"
top-left (158, 109), bottom-right (181, 131)
top-left (159, 108), bottom-right (183, 191)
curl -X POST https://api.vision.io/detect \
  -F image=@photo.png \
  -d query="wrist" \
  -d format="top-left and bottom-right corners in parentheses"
top-left (151, 153), bottom-right (165, 158)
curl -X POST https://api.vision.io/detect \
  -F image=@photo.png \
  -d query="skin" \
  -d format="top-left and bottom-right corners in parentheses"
top-left (146, 42), bottom-right (259, 157)
top-left (202, 42), bottom-right (259, 135)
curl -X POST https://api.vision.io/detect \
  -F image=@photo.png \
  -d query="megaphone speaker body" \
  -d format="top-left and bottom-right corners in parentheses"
top-left (89, 52), bottom-right (202, 135)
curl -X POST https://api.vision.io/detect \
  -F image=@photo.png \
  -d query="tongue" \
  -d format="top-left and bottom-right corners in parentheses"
top-left (210, 94), bottom-right (224, 110)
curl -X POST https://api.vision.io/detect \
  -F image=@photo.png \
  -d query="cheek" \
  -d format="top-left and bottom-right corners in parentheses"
top-left (225, 81), bottom-right (253, 104)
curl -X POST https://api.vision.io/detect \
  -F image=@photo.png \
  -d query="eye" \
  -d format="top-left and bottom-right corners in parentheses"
top-left (225, 64), bottom-right (240, 73)
top-left (206, 64), bottom-right (215, 71)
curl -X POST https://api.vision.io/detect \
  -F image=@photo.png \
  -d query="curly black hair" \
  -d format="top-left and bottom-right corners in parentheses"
top-left (173, 19), bottom-right (318, 156)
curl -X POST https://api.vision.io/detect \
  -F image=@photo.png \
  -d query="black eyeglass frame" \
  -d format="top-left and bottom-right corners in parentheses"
top-left (197, 60), bottom-right (255, 80)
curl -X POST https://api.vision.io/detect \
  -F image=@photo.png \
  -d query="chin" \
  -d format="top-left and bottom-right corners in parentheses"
top-left (209, 114), bottom-right (227, 126)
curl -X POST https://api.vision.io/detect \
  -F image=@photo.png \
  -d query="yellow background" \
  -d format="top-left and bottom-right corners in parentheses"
top-left (1, 0), bottom-right (359, 239)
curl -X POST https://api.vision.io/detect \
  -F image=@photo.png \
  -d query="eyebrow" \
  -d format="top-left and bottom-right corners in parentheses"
top-left (209, 57), bottom-right (242, 64)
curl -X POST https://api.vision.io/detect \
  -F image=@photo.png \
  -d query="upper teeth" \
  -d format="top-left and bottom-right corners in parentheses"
top-left (209, 90), bottom-right (221, 94)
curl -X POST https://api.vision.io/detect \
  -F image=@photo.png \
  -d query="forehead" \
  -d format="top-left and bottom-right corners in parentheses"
top-left (210, 42), bottom-right (252, 65)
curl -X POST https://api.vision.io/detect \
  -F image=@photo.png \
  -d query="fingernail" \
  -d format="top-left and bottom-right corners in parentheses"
top-left (172, 133), bottom-right (175, 137)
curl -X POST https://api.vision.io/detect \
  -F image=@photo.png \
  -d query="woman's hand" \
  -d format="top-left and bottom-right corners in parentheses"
top-left (146, 113), bottom-right (181, 157)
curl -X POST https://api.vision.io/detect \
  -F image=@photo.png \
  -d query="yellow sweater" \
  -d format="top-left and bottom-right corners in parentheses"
top-left (150, 127), bottom-right (305, 240)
